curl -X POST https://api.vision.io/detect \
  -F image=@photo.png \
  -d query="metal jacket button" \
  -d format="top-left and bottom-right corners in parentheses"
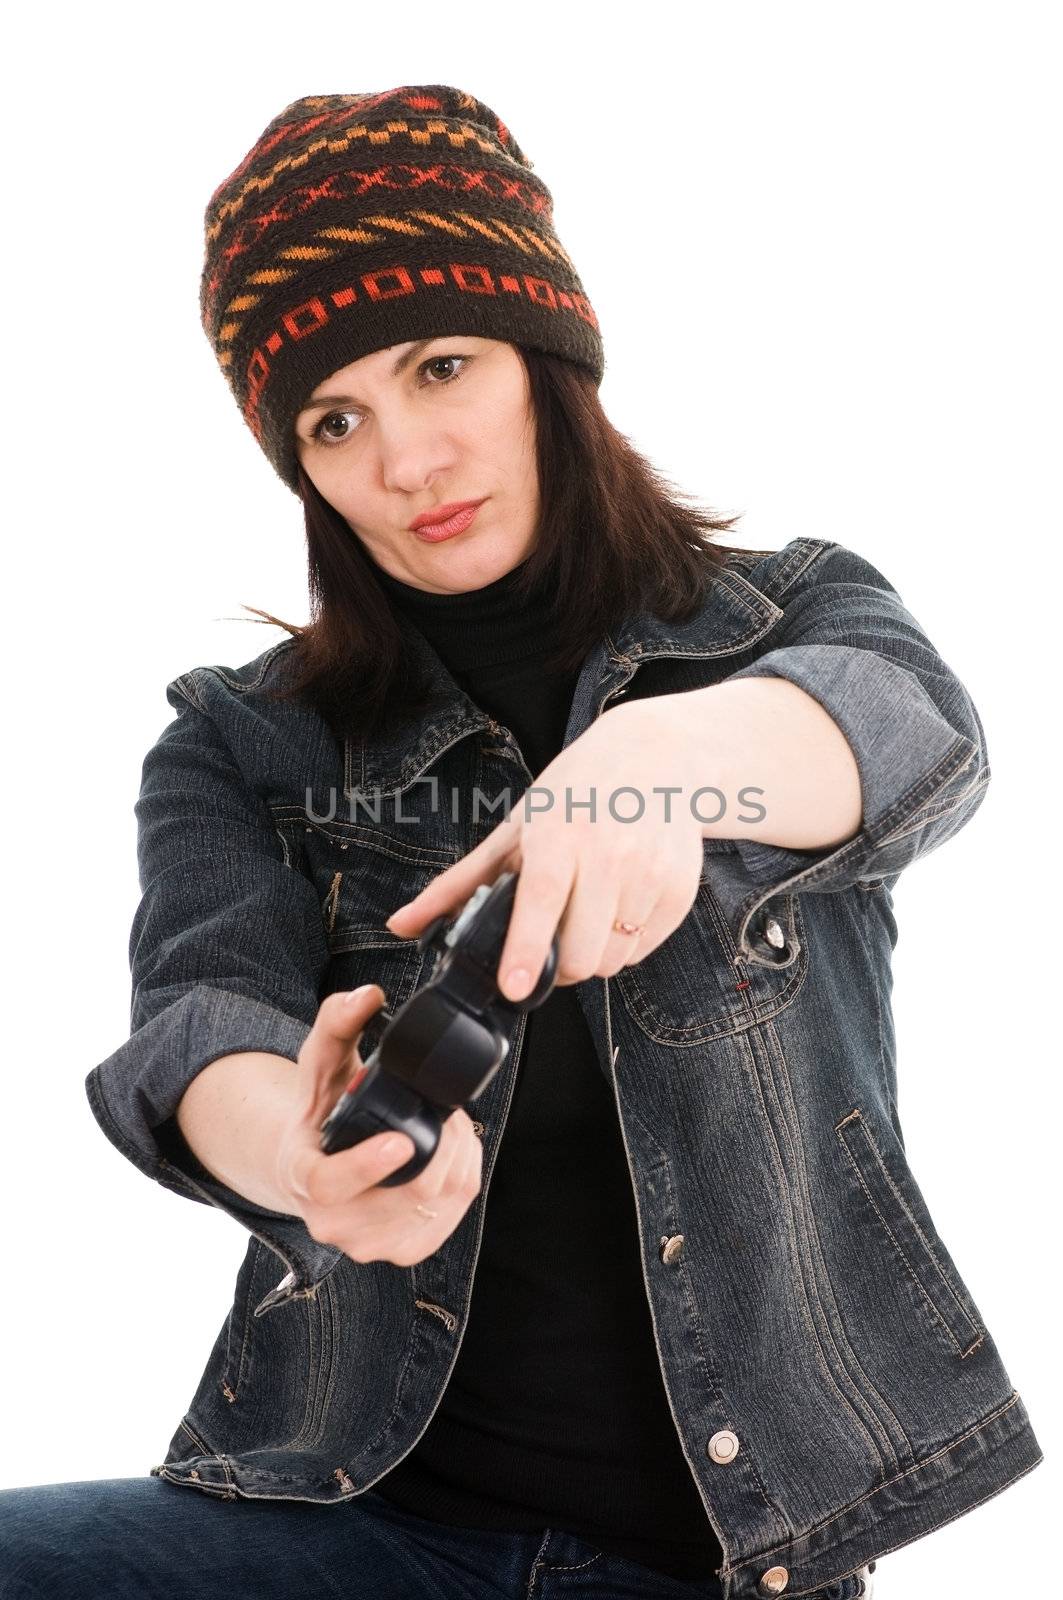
top-left (757, 1567), bottom-right (790, 1596)
top-left (763, 917), bottom-right (786, 950)
top-left (660, 1234), bottom-right (684, 1264)
top-left (707, 1428), bottom-right (739, 1463)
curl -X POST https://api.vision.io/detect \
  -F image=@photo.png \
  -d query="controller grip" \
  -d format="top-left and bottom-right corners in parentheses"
top-left (319, 1056), bottom-right (443, 1184)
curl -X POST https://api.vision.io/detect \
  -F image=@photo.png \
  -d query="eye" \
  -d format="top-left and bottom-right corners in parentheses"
top-left (421, 354), bottom-right (469, 385)
top-left (308, 353), bottom-right (472, 447)
top-left (311, 409), bottom-right (358, 447)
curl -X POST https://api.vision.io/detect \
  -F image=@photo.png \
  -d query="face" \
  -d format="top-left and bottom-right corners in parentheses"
top-left (292, 336), bottom-right (540, 593)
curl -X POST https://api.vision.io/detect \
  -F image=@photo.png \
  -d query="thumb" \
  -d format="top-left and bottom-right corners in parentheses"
top-left (300, 985), bottom-right (386, 1123)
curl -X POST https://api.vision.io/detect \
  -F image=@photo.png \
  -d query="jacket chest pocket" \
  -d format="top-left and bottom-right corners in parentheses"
top-left (613, 856), bottom-right (808, 1044)
top-left (271, 807), bottom-right (462, 1042)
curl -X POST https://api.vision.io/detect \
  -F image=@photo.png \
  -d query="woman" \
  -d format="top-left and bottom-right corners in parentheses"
top-left (2, 85), bottom-right (1040, 1599)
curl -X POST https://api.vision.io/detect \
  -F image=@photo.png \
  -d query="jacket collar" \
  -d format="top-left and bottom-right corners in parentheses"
top-left (344, 560), bottom-right (785, 801)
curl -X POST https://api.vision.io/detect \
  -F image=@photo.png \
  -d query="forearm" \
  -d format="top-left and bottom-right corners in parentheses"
top-left (666, 676), bottom-right (864, 848)
top-left (175, 1051), bottom-right (304, 1215)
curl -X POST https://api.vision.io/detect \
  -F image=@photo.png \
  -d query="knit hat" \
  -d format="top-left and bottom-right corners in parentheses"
top-left (199, 85), bottom-right (606, 493)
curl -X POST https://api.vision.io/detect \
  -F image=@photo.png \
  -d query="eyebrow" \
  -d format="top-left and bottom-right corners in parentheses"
top-left (297, 339), bottom-right (437, 418)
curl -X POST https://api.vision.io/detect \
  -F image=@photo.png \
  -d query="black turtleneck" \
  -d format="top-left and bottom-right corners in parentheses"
top-left (369, 557), bottom-right (725, 1590)
top-left (373, 556), bottom-right (579, 778)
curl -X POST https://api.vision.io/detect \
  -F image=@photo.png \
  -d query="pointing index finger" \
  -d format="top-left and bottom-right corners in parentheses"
top-left (386, 815), bottom-right (517, 936)
top-left (497, 862), bottom-right (572, 1001)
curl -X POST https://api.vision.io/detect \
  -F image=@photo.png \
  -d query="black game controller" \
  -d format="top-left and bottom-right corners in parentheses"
top-left (318, 871), bottom-right (558, 1185)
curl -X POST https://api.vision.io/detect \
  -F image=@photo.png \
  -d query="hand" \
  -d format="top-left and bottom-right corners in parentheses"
top-left (276, 986), bottom-right (483, 1267)
top-left (385, 700), bottom-right (705, 1002)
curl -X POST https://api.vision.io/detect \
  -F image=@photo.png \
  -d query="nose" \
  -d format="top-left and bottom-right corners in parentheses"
top-left (377, 417), bottom-right (459, 498)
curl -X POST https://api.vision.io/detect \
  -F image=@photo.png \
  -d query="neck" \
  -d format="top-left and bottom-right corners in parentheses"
top-left (373, 557), bottom-right (563, 674)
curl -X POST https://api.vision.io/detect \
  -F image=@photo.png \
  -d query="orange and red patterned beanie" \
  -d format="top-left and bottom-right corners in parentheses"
top-left (199, 84), bottom-right (606, 493)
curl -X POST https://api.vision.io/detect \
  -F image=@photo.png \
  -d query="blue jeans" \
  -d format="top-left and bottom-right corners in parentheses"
top-left (0, 1476), bottom-right (873, 1598)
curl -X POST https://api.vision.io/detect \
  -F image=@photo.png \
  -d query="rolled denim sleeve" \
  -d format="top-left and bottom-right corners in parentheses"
top-left (85, 671), bottom-right (344, 1302)
top-left (722, 542), bottom-right (991, 895)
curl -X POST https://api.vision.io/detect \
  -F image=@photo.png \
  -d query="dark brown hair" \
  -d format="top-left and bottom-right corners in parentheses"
top-left (242, 346), bottom-right (745, 744)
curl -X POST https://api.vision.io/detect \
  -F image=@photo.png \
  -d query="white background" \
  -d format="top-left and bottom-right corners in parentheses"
top-left (3, 4), bottom-right (1058, 1596)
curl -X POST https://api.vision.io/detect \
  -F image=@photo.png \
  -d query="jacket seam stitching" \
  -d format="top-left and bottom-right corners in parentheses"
top-left (737, 1026), bottom-right (888, 1476)
top-left (614, 888), bottom-right (808, 1043)
top-left (836, 1116), bottom-right (985, 1355)
top-left (875, 766), bottom-right (990, 847)
top-left (172, 672), bottom-right (204, 712)
top-left (727, 1390), bottom-right (1025, 1570)
top-left (728, 539), bottom-right (836, 604)
top-left (764, 1020), bottom-right (912, 1465)
top-left (225, 1242), bottom-right (265, 1402)
top-left (768, 538), bottom-right (838, 600)
top-left (181, 640), bottom-right (296, 698)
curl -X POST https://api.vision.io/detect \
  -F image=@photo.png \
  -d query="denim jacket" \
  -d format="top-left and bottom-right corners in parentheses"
top-left (86, 536), bottom-right (1043, 1599)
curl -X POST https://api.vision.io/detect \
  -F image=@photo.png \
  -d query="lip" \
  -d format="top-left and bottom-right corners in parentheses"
top-left (409, 498), bottom-right (487, 539)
